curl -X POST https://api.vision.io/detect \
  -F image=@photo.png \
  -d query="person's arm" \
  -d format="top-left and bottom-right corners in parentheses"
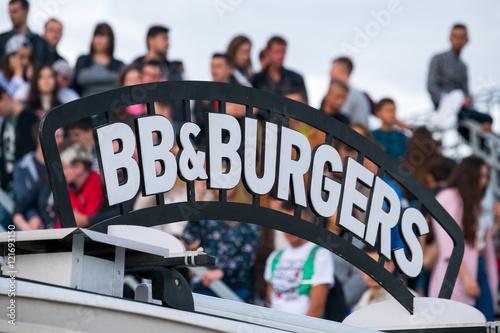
top-left (12, 213), bottom-right (30, 230)
top-left (73, 210), bottom-right (90, 228)
top-left (427, 55), bottom-right (443, 107)
top-left (459, 262), bottom-right (480, 298)
top-left (201, 268), bottom-right (224, 287)
top-left (266, 283), bottom-right (273, 308)
top-left (395, 118), bottom-right (413, 131)
top-left (306, 283), bottom-right (330, 317)
top-left (13, 213), bottom-right (44, 230)
top-left (306, 248), bottom-right (335, 317)
top-left (491, 202), bottom-right (500, 236)
top-left (78, 173), bottom-right (103, 216)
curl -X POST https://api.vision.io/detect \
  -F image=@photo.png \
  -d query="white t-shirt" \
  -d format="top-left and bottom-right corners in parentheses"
top-left (264, 242), bottom-right (334, 315)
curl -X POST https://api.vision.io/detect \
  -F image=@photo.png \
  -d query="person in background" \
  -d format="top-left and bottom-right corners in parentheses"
top-left (51, 59), bottom-right (79, 103)
top-left (43, 18), bottom-right (64, 63)
top-left (427, 23), bottom-right (492, 135)
top-left (141, 60), bottom-right (163, 84)
top-left (193, 53), bottom-right (245, 144)
top-left (258, 49), bottom-right (268, 71)
top-left (352, 245), bottom-right (397, 311)
top-left (0, 85), bottom-right (37, 198)
top-left (264, 201), bottom-right (334, 317)
top-left (328, 57), bottom-right (370, 127)
top-left (66, 117), bottom-right (99, 172)
top-left (73, 23), bottom-right (124, 98)
top-left (320, 79), bottom-right (350, 125)
top-left (400, 127), bottom-right (441, 190)
top-left (252, 36), bottom-right (307, 100)
top-left (60, 143), bottom-right (103, 228)
top-left (12, 121), bottom-right (57, 230)
top-left (226, 35), bottom-right (252, 87)
top-left (13, 60), bottom-right (79, 105)
top-left (429, 156), bottom-right (498, 321)
top-left (0, 0), bottom-right (52, 66)
top-left (415, 156), bottom-right (457, 296)
top-left (182, 182), bottom-right (259, 302)
top-left (113, 65), bottom-right (143, 123)
top-left (285, 88), bottom-right (309, 135)
top-left (372, 98), bottom-right (408, 160)
top-left (132, 25), bottom-right (183, 123)
top-left (25, 65), bottom-right (61, 117)
top-left (0, 34), bottom-right (33, 97)
top-left (306, 79), bottom-right (349, 151)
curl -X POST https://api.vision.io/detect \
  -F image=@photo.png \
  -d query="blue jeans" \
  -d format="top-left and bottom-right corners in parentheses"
top-left (0, 205), bottom-right (12, 231)
top-left (475, 256), bottom-right (494, 321)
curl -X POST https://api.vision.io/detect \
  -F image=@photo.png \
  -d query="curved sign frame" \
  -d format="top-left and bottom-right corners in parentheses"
top-left (39, 81), bottom-right (464, 314)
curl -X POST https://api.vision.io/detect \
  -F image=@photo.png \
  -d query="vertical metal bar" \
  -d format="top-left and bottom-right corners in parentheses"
top-left (156, 193), bottom-right (165, 206)
top-left (187, 182), bottom-right (195, 202)
top-left (294, 205), bottom-right (302, 218)
top-left (343, 231), bottom-right (353, 243)
top-left (105, 110), bottom-right (114, 124)
top-left (113, 247), bottom-right (125, 297)
top-left (147, 101), bottom-right (156, 115)
top-left (219, 100), bottom-right (226, 114)
top-left (357, 152), bottom-right (365, 164)
top-left (119, 203), bottom-right (125, 215)
top-left (314, 216), bottom-right (324, 228)
top-left (325, 133), bottom-right (333, 146)
top-left (71, 233), bottom-right (85, 289)
top-left (377, 167), bottom-right (384, 179)
top-left (219, 190), bottom-right (227, 202)
top-left (183, 99), bottom-right (190, 121)
top-left (245, 104), bottom-right (253, 118)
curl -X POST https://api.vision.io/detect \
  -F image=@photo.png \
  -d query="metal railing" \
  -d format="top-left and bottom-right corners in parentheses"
top-left (458, 119), bottom-right (500, 199)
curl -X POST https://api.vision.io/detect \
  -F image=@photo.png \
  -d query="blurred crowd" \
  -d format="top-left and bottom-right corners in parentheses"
top-left (0, 0), bottom-right (499, 322)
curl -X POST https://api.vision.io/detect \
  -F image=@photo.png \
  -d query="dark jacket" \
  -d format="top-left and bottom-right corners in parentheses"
top-left (13, 152), bottom-right (57, 228)
top-left (131, 56), bottom-right (183, 82)
top-left (252, 66), bottom-right (308, 101)
top-left (72, 54), bottom-right (124, 97)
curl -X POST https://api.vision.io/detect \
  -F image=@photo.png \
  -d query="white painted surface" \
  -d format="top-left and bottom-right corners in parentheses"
top-left (108, 225), bottom-right (185, 256)
top-left (343, 297), bottom-right (486, 330)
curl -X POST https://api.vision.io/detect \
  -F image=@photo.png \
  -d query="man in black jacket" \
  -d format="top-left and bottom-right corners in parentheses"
top-left (252, 36), bottom-right (308, 101)
top-left (0, 0), bottom-right (52, 66)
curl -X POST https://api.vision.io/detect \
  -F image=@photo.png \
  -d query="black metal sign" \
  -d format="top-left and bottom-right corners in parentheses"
top-left (39, 81), bottom-right (464, 314)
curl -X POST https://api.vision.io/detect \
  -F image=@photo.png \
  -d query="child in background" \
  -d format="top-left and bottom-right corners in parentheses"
top-left (372, 98), bottom-right (408, 160)
top-left (352, 245), bottom-right (397, 312)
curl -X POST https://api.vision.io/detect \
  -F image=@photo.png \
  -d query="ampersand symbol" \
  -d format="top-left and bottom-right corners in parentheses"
top-left (177, 122), bottom-right (208, 181)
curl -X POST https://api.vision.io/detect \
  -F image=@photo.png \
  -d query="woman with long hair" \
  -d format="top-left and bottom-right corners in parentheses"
top-left (73, 23), bottom-right (124, 97)
top-left (429, 156), bottom-right (498, 320)
top-left (26, 65), bottom-right (61, 117)
top-left (226, 35), bottom-right (252, 87)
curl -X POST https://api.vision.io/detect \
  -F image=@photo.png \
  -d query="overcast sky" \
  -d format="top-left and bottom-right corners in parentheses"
top-left (1, 0), bottom-right (499, 121)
